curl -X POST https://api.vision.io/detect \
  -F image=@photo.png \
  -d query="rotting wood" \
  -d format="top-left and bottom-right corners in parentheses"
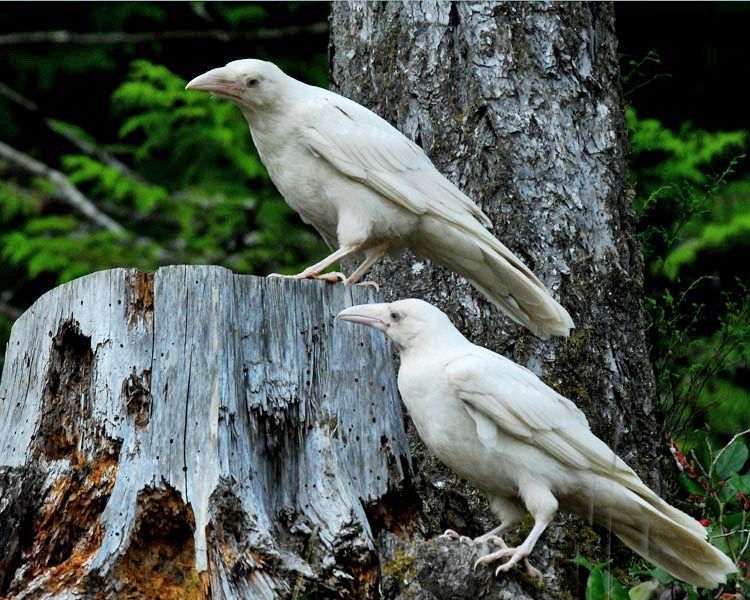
top-left (0, 266), bottom-right (411, 599)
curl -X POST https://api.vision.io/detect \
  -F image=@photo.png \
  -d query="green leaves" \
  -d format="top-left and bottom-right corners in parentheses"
top-left (574, 558), bottom-right (631, 600)
top-left (585, 566), bottom-right (630, 600)
top-left (0, 58), bottom-right (326, 303)
top-left (627, 108), bottom-right (746, 189)
top-left (715, 437), bottom-right (749, 479)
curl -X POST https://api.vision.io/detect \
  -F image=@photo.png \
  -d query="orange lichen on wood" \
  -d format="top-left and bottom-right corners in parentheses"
top-left (113, 485), bottom-right (208, 600)
top-left (16, 449), bottom-right (119, 596)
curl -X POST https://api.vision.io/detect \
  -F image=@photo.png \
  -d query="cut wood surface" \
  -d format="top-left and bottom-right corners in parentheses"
top-left (0, 266), bottom-right (410, 599)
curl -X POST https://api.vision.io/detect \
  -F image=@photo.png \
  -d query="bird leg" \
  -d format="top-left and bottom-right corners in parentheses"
top-left (346, 241), bottom-right (389, 286)
top-left (268, 243), bottom-right (363, 282)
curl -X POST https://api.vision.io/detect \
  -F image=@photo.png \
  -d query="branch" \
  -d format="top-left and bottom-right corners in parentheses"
top-left (0, 23), bottom-right (328, 46)
top-left (0, 141), bottom-right (126, 234)
top-left (0, 82), bottom-right (141, 180)
top-left (0, 142), bottom-right (180, 263)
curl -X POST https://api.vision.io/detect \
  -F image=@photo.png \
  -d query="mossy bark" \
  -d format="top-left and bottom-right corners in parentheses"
top-left (331, 2), bottom-right (663, 598)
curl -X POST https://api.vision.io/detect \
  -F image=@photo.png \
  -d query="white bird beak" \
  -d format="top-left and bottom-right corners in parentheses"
top-left (336, 303), bottom-right (390, 332)
top-left (185, 67), bottom-right (243, 99)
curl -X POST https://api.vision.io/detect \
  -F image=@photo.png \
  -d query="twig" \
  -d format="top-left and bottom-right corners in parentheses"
top-left (0, 141), bottom-right (179, 262)
top-left (0, 23), bottom-right (328, 46)
top-left (0, 82), bottom-right (38, 111)
top-left (0, 140), bottom-right (126, 234)
top-left (710, 529), bottom-right (750, 540)
top-left (0, 82), bottom-right (140, 180)
top-left (709, 429), bottom-right (750, 484)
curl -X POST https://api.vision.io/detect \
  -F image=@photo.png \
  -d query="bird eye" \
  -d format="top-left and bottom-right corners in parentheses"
top-left (390, 312), bottom-right (400, 322)
top-left (246, 78), bottom-right (259, 88)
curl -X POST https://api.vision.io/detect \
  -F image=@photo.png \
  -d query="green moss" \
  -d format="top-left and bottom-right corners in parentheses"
top-left (381, 548), bottom-right (416, 580)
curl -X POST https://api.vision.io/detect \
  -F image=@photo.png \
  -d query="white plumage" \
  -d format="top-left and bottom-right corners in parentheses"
top-left (337, 298), bottom-right (736, 588)
top-left (187, 59), bottom-right (574, 337)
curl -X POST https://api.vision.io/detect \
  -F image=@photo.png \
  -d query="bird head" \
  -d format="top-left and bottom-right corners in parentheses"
top-left (185, 59), bottom-right (290, 111)
top-left (337, 298), bottom-right (456, 350)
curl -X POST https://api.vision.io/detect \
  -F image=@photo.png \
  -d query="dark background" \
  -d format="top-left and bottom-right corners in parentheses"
top-left (0, 2), bottom-right (748, 592)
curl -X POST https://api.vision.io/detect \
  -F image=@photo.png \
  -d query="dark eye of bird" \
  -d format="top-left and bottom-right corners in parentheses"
top-left (390, 312), bottom-right (400, 322)
top-left (247, 78), bottom-right (259, 88)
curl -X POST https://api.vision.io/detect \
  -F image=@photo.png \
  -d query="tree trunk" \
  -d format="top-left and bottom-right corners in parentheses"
top-left (0, 266), bottom-right (411, 599)
top-left (331, 2), bottom-right (661, 597)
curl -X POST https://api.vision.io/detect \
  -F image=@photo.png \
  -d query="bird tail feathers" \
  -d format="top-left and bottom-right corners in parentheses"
top-left (414, 216), bottom-right (574, 337)
top-left (603, 486), bottom-right (736, 588)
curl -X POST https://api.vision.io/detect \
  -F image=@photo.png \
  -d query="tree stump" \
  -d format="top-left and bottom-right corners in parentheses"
top-left (0, 266), bottom-right (411, 599)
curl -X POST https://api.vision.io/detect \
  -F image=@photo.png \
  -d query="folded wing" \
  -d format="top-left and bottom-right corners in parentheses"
top-left (300, 94), bottom-right (574, 336)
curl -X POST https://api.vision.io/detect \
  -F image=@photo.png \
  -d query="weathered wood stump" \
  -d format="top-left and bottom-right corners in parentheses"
top-left (0, 266), bottom-right (411, 599)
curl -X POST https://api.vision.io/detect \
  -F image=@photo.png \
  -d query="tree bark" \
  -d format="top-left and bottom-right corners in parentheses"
top-left (0, 266), bottom-right (411, 599)
top-left (331, 2), bottom-right (661, 597)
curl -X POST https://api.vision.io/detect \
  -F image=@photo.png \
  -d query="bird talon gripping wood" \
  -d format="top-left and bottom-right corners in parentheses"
top-left (187, 59), bottom-right (575, 337)
top-left (337, 299), bottom-right (737, 589)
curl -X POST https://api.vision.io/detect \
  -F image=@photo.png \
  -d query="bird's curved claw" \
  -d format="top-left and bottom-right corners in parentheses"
top-left (353, 280), bottom-right (380, 292)
top-left (494, 550), bottom-right (526, 576)
top-left (315, 271), bottom-right (348, 284)
top-left (523, 560), bottom-right (544, 584)
top-left (475, 544), bottom-right (536, 577)
top-left (473, 545), bottom-right (543, 581)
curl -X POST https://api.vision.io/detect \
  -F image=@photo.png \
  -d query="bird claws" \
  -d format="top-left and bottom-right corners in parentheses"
top-left (484, 535), bottom-right (508, 549)
top-left (441, 529), bottom-right (472, 543)
top-left (523, 560), bottom-right (544, 583)
top-left (353, 280), bottom-right (380, 292)
top-left (314, 271), bottom-right (348, 284)
top-left (267, 271), bottom-right (348, 284)
top-left (473, 547), bottom-right (515, 572)
top-left (474, 544), bottom-right (540, 581)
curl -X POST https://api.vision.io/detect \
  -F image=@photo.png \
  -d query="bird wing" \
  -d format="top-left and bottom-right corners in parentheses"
top-left (445, 351), bottom-right (640, 483)
top-left (300, 93), bottom-right (575, 338)
top-left (300, 94), bottom-right (493, 229)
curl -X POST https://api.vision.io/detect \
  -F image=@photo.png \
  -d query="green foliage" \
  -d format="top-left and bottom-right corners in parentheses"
top-left (1, 59), bottom-right (325, 296)
top-left (628, 107), bottom-right (747, 276)
top-left (574, 558), bottom-right (630, 600)
top-left (628, 108), bottom-right (750, 443)
top-left (649, 287), bottom-right (750, 436)
top-left (614, 100), bottom-right (750, 597)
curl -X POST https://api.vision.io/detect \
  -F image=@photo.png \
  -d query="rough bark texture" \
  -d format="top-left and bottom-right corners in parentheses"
top-left (331, 2), bottom-right (661, 598)
top-left (0, 266), bottom-right (412, 599)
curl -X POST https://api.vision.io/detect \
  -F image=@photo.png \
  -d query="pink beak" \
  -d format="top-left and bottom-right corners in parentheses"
top-left (185, 67), bottom-right (243, 99)
top-left (336, 303), bottom-right (390, 332)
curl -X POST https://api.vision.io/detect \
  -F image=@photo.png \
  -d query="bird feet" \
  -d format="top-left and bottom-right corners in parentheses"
top-left (439, 529), bottom-right (544, 583)
top-left (268, 271), bottom-right (348, 284)
top-left (473, 540), bottom-right (543, 582)
top-left (441, 529), bottom-right (473, 543)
